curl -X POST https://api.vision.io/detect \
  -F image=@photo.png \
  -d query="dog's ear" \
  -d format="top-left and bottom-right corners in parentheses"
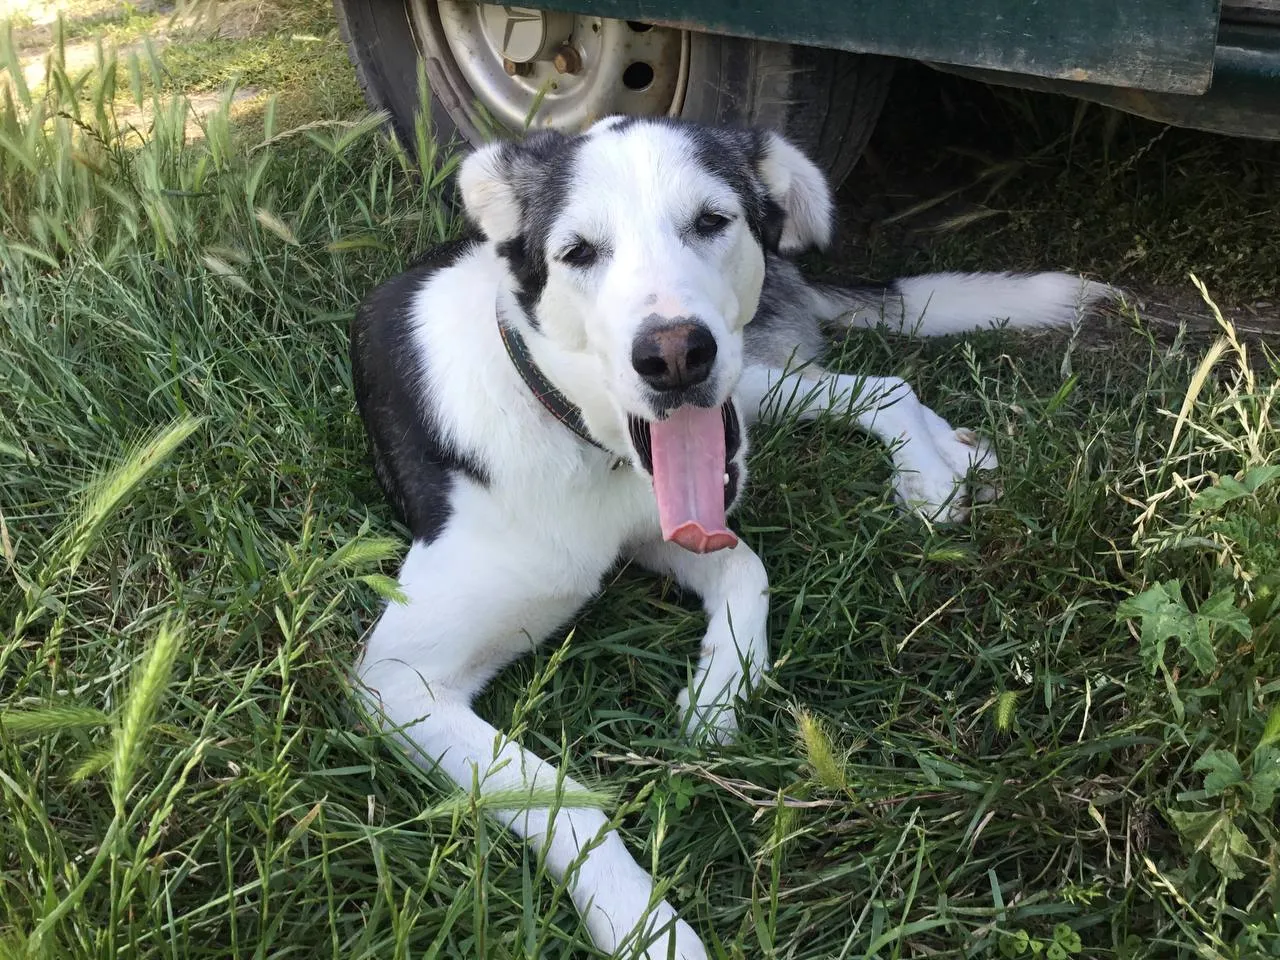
top-left (457, 142), bottom-right (522, 243)
top-left (457, 132), bottom-right (573, 242)
top-left (755, 132), bottom-right (834, 255)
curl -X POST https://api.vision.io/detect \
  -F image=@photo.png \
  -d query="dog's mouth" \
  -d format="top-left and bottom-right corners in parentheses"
top-left (628, 403), bottom-right (742, 554)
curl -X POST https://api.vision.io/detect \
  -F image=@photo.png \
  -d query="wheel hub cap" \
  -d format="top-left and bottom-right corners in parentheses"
top-left (489, 6), bottom-right (573, 63)
top-left (419, 1), bottom-right (689, 136)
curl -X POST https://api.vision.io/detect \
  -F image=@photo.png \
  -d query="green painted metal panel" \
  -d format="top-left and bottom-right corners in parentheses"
top-left (558, 0), bottom-right (1222, 94)
top-left (939, 23), bottom-right (1280, 139)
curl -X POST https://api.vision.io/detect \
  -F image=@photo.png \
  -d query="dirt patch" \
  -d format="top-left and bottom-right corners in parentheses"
top-left (10, 0), bottom-right (164, 52)
top-left (10, 0), bottom-right (275, 93)
top-left (18, 37), bottom-right (136, 91)
top-left (111, 85), bottom-right (263, 141)
top-left (9, 0), bottom-right (268, 49)
top-left (7, 0), bottom-right (311, 141)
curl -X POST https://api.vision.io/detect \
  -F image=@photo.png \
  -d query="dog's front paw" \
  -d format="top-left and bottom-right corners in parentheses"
top-left (675, 685), bottom-right (739, 746)
top-left (630, 916), bottom-right (709, 960)
top-left (574, 842), bottom-right (709, 959)
top-left (892, 410), bottom-right (999, 523)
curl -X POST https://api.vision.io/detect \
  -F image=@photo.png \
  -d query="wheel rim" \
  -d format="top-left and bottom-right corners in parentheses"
top-left (407, 1), bottom-right (689, 141)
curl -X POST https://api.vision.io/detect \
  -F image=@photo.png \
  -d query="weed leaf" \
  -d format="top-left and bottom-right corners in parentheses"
top-left (1246, 746), bottom-right (1280, 813)
top-left (1166, 808), bottom-right (1256, 879)
top-left (1117, 581), bottom-right (1192, 675)
top-left (1194, 748), bottom-right (1243, 797)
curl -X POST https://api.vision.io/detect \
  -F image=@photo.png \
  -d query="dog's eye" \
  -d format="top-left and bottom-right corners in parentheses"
top-left (560, 239), bottom-right (599, 268)
top-left (694, 212), bottom-right (731, 236)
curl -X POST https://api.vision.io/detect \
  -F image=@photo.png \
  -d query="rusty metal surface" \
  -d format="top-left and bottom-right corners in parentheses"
top-left (555, 0), bottom-right (1220, 94)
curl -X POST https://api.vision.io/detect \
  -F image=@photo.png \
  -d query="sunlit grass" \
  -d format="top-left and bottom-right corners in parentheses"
top-left (2, 9), bottom-right (1278, 958)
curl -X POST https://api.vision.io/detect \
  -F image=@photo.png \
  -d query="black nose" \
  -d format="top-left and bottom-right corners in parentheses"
top-left (631, 321), bottom-right (718, 392)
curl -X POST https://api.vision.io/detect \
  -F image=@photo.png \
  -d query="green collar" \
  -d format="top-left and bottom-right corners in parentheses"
top-left (497, 314), bottom-right (609, 454)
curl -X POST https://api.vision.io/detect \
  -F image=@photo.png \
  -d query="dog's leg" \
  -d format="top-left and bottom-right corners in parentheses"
top-left (356, 538), bottom-right (708, 960)
top-left (630, 539), bottom-right (770, 744)
top-left (737, 365), bottom-right (997, 521)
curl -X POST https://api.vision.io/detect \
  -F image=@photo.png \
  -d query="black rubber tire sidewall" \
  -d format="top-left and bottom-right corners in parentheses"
top-left (331, 0), bottom-right (465, 151)
top-left (682, 34), bottom-right (893, 188)
top-left (333, 0), bottom-right (893, 187)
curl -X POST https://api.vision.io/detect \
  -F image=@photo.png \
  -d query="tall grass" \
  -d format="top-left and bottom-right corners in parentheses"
top-left (2, 16), bottom-right (1278, 959)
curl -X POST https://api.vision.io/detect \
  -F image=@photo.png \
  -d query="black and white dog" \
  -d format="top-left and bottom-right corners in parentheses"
top-left (350, 116), bottom-right (1109, 958)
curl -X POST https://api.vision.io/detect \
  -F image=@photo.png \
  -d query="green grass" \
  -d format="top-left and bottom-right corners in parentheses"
top-left (151, 0), bottom-right (366, 127)
top-left (6, 0), bottom-right (363, 144)
top-left (2, 13), bottom-right (1280, 960)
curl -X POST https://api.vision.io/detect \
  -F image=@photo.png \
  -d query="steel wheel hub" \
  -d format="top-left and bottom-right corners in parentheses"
top-left (411, 1), bottom-right (689, 136)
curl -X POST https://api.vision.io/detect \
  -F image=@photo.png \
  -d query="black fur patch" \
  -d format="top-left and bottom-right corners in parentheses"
top-left (758, 197), bottom-right (786, 255)
top-left (494, 235), bottom-right (547, 319)
top-left (350, 238), bottom-right (490, 544)
top-left (484, 130), bottom-right (583, 324)
top-left (724, 461), bottom-right (742, 510)
top-left (679, 124), bottom-right (780, 251)
top-left (723, 402), bottom-right (743, 510)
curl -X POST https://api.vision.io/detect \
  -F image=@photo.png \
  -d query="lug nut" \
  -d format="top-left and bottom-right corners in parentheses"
top-left (552, 45), bottom-right (581, 74)
top-left (503, 58), bottom-right (532, 77)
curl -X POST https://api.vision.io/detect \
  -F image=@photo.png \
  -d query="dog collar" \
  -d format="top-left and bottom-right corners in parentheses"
top-left (497, 314), bottom-right (611, 455)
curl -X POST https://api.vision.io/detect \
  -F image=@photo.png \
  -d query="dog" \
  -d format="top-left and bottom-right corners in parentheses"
top-left (349, 115), bottom-right (1110, 959)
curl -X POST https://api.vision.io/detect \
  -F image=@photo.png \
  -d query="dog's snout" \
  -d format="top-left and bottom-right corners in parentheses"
top-left (631, 320), bottom-right (717, 392)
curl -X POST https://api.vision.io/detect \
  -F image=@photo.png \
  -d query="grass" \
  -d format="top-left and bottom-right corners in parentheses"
top-left (2, 6), bottom-right (1280, 959)
top-left (834, 66), bottom-right (1280, 306)
top-left (5, 0), bottom-right (364, 141)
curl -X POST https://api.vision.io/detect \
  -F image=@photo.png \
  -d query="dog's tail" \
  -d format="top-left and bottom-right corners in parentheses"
top-left (814, 272), bottom-right (1116, 338)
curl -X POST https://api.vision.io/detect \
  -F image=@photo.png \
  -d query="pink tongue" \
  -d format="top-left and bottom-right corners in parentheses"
top-left (649, 405), bottom-right (738, 554)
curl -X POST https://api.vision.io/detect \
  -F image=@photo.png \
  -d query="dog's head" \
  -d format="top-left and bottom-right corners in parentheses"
top-left (458, 117), bottom-right (833, 550)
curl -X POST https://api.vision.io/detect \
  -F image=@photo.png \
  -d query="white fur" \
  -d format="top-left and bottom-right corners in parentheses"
top-left (757, 131), bottom-right (834, 253)
top-left (838, 271), bottom-right (1115, 336)
top-left (353, 118), bottom-right (1110, 959)
top-left (456, 142), bottom-right (521, 242)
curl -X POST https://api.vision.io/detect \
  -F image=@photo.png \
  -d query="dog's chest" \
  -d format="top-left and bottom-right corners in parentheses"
top-left (490, 455), bottom-right (662, 579)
